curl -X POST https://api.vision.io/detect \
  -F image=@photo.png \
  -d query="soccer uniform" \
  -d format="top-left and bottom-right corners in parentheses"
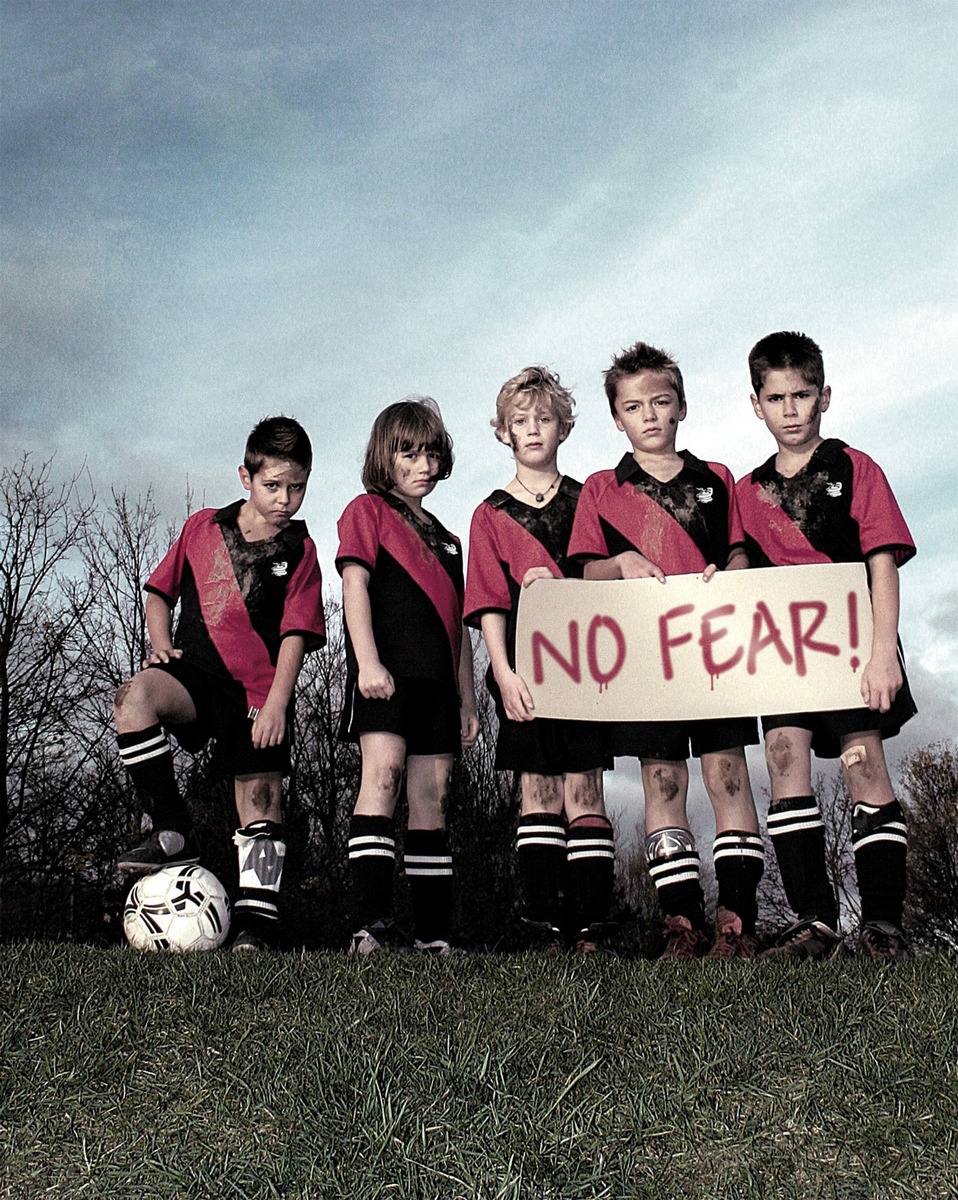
top-left (336, 490), bottom-right (465, 753)
top-left (568, 450), bottom-right (759, 759)
top-left (464, 478), bottom-right (614, 945)
top-left (736, 437), bottom-right (917, 756)
top-left (145, 499), bottom-right (326, 772)
top-left (119, 498), bottom-right (325, 945)
top-left (337, 489), bottom-right (467, 950)
top-left (464, 477), bottom-right (608, 775)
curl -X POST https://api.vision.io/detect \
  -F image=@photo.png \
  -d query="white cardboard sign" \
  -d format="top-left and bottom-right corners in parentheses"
top-left (514, 563), bottom-right (872, 721)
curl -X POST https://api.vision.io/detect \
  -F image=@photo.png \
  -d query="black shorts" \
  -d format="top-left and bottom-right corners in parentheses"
top-left (339, 675), bottom-right (462, 756)
top-left (762, 662), bottom-right (917, 759)
top-left (150, 658), bottom-right (291, 777)
top-left (487, 673), bottom-right (611, 776)
top-left (610, 716), bottom-right (760, 761)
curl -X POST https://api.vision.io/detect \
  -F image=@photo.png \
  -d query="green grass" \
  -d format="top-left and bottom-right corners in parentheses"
top-left (1, 946), bottom-right (956, 1199)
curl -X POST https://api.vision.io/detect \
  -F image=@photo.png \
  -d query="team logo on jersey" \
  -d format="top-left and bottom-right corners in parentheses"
top-left (696, 488), bottom-right (714, 504)
top-left (271, 561), bottom-right (289, 577)
top-left (825, 482), bottom-right (843, 498)
top-left (442, 542), bottom-right (459, 556)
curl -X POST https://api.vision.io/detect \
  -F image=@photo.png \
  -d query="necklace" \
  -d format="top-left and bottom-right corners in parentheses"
top-left (514, 472), bottom-right (560, 504)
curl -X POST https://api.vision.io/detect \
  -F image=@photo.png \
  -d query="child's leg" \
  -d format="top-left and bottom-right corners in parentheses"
top-left (114, 669), bottom-right (198, 868)
top-left (764, 726), bottom-right (839, 930)
top-left (642, 759), bottom-right (708, 936)
top-left (563, 770), bottom-right (614, 946)
top-left (405, 753), bottom-right (455, 946)
top-left (349, 733), bottom-right (406, 937)
top-left (232, 773), bottom-right (285, 946)
top-left (840, 731), bottom-right (907, 933)
top-left (517, 774), bottom-right (566, 939)
top-left (700, 748), bottom-right (764, 937)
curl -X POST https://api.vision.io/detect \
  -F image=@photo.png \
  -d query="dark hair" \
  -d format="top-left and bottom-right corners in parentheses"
top-left (244, 416), bottom-right (313, 475)
top-left (361, 396), bottom-right (454, 493)
top-left (603, 341), bottom-right (685, 414)
top-left (748, 331), bottom-right (825, 395)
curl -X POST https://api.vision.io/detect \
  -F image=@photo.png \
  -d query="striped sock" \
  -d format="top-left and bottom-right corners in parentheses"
top-left (767, 795), bottom-right (839, 928)
top-left (566, 815), bottom-right (615, 935)
top-left (645, 827), bottom-right (706, 929)
top-left (233, 820), bottom-right (286, 935)
top-left (404, 828), bottom-right (453, 943)
top-left (516, 812), bottom-right (566, 928)
top-left (348, 815), bottom-right (396, 931)
top-left (853, 800), bottom-right (907, 926)
top-left (116, 724), bottom-right (191, 832)
top-left (713, 829), bottom-right (765, 934)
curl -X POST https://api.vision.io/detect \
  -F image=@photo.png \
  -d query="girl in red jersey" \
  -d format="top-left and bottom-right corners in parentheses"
top-left (464, 367), bottom-right (614, 954)
top-left (337, 397), bottom-right (479, 954)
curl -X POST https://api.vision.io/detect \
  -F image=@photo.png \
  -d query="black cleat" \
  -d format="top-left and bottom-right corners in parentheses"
top-left (117, 831), bottom-right (200, 874)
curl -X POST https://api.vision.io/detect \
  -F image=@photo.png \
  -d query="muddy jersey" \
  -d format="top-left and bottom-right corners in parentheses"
top-left (146, 501), bottom-right (326, 710)
top-left (736, 439), bottom-right (915, 570)
top-left (336, 491), bottom-right (464, 685)
top-left (568, 451), bottom-right (744, 573)
top-left (464, 477), bottom-right (583, 666)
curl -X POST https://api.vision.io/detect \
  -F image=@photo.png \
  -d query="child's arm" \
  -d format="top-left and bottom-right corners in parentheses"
top-left (458, 627), bottom-right (480, 747)
top-left (480, 611), bottom-right (535, 722)
top-left (584, 552), bottom-right (666, 582)
top-left (341, 563), bottom-right (395, 700)
top-left (144, 592), bottom-right (182, 666)
top-left (251, 634), bottom-right (306, 748)
top-left (862, 550), bottom-right (903, 712)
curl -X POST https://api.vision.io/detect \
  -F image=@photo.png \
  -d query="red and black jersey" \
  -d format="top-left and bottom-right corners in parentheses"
top-left (336, 491), bottom-right (464, 684)
top-left (736, 439), bottom-right (916, 570)
top-left (464, 477), bottom-right (583, 664)
top-left (146, 501), bottom-right (326, 710)
top-left (568, 451), bottom-right (744, 574)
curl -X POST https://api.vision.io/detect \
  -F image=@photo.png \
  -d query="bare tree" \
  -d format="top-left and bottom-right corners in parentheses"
top-left (901, 743), bottom-right (958, 950)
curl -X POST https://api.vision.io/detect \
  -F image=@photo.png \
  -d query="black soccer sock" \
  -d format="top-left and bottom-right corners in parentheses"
top-left (117, 724), bottom-right (192, 833)
top-left (516, 812), bottom-right (566, 929)
top-left (566, 814), bottom-right (615, 936)
top-left (853, 800), bottom-right (908, 927)
top-left (766, 795), bottom-right (839, 929)
top-left (348, 814), bottom-right (396, 932)
top-left (404, 828), bottom-right (454, 944)
top-left (233, 820), bottom-right (286, 939)
top-left (713, 829), bottom-right (765, 935)
top-left (645, 827), bottom-right (707, 930)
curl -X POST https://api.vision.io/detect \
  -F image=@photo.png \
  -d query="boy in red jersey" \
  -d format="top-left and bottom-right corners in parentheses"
top-left (465, 366), bottom-right (614, 954)
top-left (114, 417), bottom-right (326, 951)
top-left (737, 331), bottom-right (916, 960)
top-left (569, 341), bottom-right (764, 959)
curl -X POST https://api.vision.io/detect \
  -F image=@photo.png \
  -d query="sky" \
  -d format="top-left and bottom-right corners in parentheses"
top-left (3, 0), bottom-right (956, 819)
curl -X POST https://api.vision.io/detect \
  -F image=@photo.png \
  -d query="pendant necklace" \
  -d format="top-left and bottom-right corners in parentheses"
top-left (514, 473), bottom-right (560, 504)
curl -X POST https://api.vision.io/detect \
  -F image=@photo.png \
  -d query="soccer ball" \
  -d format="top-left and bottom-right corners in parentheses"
top-left (123, 864), bottom-right (230, 952)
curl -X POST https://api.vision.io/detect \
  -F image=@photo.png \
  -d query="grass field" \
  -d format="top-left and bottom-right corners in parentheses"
top-left (1, 944), bottom-right (956, 1200)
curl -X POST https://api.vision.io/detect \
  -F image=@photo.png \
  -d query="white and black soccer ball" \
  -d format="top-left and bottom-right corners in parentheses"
top-left (123, 864), bottom-right (230, 952)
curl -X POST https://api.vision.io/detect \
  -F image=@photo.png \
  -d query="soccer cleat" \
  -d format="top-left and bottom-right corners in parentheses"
top-left (707, 907), bottom-right (756, 960)
top-left (230, 929), bottom-right (272, 953)
top-left (349, 919), bottom-right (411, 955)
top-left (116, 830), bottom-right (200, 874)
top-left (659, 914), bottom-right (711, 960)
top-left (760, 918), bottom-right (844, 960)
top-left (574, 923), bottom-right (618, 958)
top-left (857, 920), bottom-right (909, 961)
top-left (520, 918), bottom-right (565, 953)
top-left (414, 938), bottom-right (464, 957)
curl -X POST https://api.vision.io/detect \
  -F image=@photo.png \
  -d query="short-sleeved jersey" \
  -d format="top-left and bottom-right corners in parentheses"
top-left (464, 477), bottom-right (583, 665)
top-left (568, 451), bottom-right (744, 574)
top-left (736, 439), bottom-right (916, 570)
top-left (336, 491), bottom-right (464, 685)
top-left (146, 501), bottom-right (326, 710)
